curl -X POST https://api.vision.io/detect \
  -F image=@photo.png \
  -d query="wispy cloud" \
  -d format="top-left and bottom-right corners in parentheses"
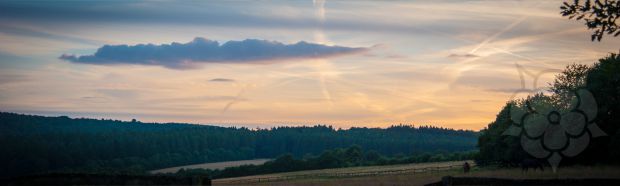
top-left (209, 78), bottom-right (236, 82)
top-left (448, 53), bottom-right (479, 58)
top-left (59, 37), bottom-right (368, 69)
top-left (221, 85), bottom-right (249, 114)
top-left (0, 25), bottom-right (100, 45)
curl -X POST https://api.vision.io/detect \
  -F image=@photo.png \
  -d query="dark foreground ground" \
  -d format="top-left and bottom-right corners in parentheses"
top-left (2, 165), bottom-right (619, 186)
top-left (215, 165), bottom-right (620, 186)
top-left (427, 176), bottom-right (620, 186)
top-left (0, 173), bottom-right (211, 186)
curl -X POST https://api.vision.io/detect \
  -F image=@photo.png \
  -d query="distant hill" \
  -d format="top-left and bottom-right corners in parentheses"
top-left (0, 112), bottom-right (477, 178)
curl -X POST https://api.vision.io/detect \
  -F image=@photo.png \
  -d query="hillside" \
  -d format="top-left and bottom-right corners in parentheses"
top-left (0, 112), bottom-right (477, 178)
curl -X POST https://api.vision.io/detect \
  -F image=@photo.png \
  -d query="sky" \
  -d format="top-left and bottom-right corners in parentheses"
top-left (0, 0), bottom-right (619, 130)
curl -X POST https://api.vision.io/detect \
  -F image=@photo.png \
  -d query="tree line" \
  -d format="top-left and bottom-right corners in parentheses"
top-left (0, 112), bottom-right (477, 178)
top-left (169, 145), bottom-right (477, 179)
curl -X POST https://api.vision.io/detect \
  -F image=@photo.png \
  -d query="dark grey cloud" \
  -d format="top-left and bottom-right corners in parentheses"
top-left (60, 37), bottom-right (368, 69)
top-left (209, 78), bottom-right (236, 82)
top-left (448, 53), bottom-right (479, 58)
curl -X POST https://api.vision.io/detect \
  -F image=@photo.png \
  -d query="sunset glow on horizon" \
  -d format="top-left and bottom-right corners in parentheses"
top-left (1, 0), bottom-right (619, 130)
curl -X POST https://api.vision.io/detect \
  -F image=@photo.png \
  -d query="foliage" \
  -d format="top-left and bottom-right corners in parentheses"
top-left (549, 64), bottom-right (592, 110)
top-left (561, 0), bottom-right (620, 41)
top-left (476, 102), bottom-right (528, 166)
top-left (581, 53), bottom-right (620, 164)
top-left (0, 113), bottom-right (477, 178)
top-left (476, 53), bottom-right (620, 166)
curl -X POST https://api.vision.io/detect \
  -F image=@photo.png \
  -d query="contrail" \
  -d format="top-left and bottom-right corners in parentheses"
top-left (469, 16), bottom-right (527, 54)
top-left (313, 0), bottom-right (327, 44)
top-left (314, 0), bottom-right (326, 22)
top-left (221, 84), bottom-right (248, 114)
top-left (317, 61), bottom-right (334, 107)
top-left (468, 1), bottom-right (544, 55)
top-left (313, 0), bottom-right (334, 108)
top-left (443, 2), bottom-right (540, 86)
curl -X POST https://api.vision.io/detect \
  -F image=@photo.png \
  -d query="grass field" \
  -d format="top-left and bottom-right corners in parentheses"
top-left (213, 162), bottom-right (620, 186)
top-left (213, 161), bottom-right (471, 185)
top-left (149, 159), bottom-right (271, 174)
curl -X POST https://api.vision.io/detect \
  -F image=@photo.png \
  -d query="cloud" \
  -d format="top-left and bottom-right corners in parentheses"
top-left (0, 25), bottom-right (100, 45)
top-left (95, 89), bottom-right (138, 99)
top-left (59, 37), bottom-right (368, 69)
top-left (209, 78), bottom-right (236, 82)
top-left (448, 53), bottom-right (479, 58)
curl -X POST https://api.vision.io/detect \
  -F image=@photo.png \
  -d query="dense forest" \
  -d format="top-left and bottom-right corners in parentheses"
top-left (0, 112), bottom-right (477, 178)
top-left (170, 145), bottom-right (477, 179)
top-left (477, 53), bottom-right (620, 166)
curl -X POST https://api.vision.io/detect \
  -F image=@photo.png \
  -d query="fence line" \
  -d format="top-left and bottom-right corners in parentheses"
top-left (214, 162), bottom-right (475, 184)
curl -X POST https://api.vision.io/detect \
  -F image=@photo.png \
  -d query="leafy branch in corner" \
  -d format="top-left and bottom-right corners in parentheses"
top-left (561, 0), bottom-right (620, 41)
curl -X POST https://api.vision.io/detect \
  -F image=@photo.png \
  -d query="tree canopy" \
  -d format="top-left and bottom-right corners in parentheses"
top-left (476, 54), bottom-right (620, 166)
top-left (0, 112), bottom-right (477, 178)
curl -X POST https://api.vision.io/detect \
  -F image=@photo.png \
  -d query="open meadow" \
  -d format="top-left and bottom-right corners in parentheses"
top-left (213, 161), bottom-right (471, 185)
top-left (149, 159), bottom-right (272, 174)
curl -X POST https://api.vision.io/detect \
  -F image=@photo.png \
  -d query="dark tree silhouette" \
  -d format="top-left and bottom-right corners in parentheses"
top-left (476, 54), bottom-right (620, 166)
top-left (0, 113), bottom-right (477, 178)
top-left (561, 0), bottom-right (620, 41)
